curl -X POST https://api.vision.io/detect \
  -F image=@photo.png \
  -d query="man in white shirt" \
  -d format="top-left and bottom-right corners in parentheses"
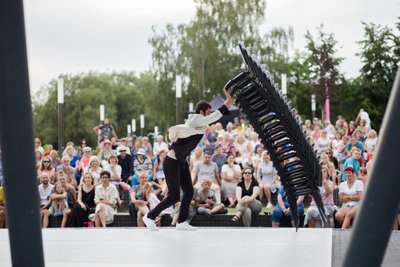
top-left (38, 173), bottom-right (54, 207)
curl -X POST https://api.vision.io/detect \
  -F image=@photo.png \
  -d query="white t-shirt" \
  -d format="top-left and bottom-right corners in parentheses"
top-left (257, 161), bottom-right (277, 184)
top-left (339, 180), bottom-right (364, 208)
top-left (221, 164), bottom-right (241, 179)
top-left (38, 184), bottom-right (54, 206)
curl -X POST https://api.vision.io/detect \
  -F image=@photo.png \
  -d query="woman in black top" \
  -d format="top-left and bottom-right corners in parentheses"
top-left (68, 173), bottom-right (95, 227)
top-left (231, 167), bottom-right (262, 227)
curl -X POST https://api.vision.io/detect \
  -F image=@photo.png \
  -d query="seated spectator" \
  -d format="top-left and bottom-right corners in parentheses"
top-left (346, 136), bottom-right (364, 159)
top-left (42, 182), bottom-right (71, 228)
top-left (76, 146), bottom-right (92, 184)
top-left (257, 151), bottom-right (281, 208)
top-left (141, 136), bottom-right (153, 158)
top-left (194, 179), bottom-right (225, 216)
top-left (331, 132), bottom-right (343, 157)
top-left (192, 151), bottom-right (222, 203)
top-left (316, 130), bottom-right (331, 153)
top-left (219, 132), bottom-right (235, 156)
top-left (131, 138), bottom-right (142, 161)
top-left (356, 119), bottom-right (369, 140)
top-left (103, 154), bottom-right (122, 185)
top-left (132, 148), bottom-right (153, 185)
top-left (38, 173), bottom-right (54, 208)
top-left (324, 120), bottom-right (336, 140)
top-left (234, 134), bottom-right (252, 167)
top-left (49, 150), bottom-right (61, 170)
top-left (220, 154), bottom-right (241, 208)
top-left (304, 166), bottom-right (335, 228)
top-left (231, 167), bottom-right (262, 226)
top-left (117, 146), bottom-right (133, 184)
top-left (0, 184), bottom-right (6, 228)
top-left (117, 138), bottom-right (131, 155)
top-left (34, 137), bottom-right (44, 153)
top-left (35, 150), bottom-right (43, 170)
top-left (57, 156), bottom-right (76, 186)
top-left (335, 166), bottom-right (363, 229)
top-left (335, 116), bottom-right (347, 136)
top-left (93, 171), bottom-right (118, 227)
top-left (342, 147), bottom-right (362, 182)
top-left (272, 187), bottom-right (305, 228)
top-left (65, 145), bottom-right (79, 169)
top-left (364, 129), bottom-right (378, 155)
top-left (189, 146), bottom-right (204, 173)
top-left (98, 139), bottom-right (115, 168)
top-left (153, 149), bottom-right (167, 184)
top-left (251, 145), bottom-right (264, 174)
top-left (325, 148), bottom-right (339, 170)
top-left (153, 134), bottom-right (168, 157)
top-left (37, 156), bottom-right (56, 184)
top-left (83, 156), bottom-right (103, 184)
top-left (68, 173), bottom-right (95, 227)
top-left (346, 121), bottom-right (356, 137)
top-left (130, 172), bottom-right (151, 227)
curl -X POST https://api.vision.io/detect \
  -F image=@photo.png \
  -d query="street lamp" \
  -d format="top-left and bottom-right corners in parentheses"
top-left (281, 73), bottom-right (287, 95)
top-left (131, 119), bottom-right (136, 133)
top-left (57, 76), bottom-right (64, 154)
top-left (325, 78), bottom-right (330, 121)
top-left (140, 114), bottom-right (144, 136)
top-left (176, 75), bottom-right (182, 124)
top-left (311, 94), bottom-right (316, 119)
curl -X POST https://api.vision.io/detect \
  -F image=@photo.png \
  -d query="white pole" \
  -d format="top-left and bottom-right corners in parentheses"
top-left (189, 102), bottom-right (194, 112)
top-left (100, 104), bottom-right (105, 121)
top-left (57, 77), bottom-right (64, 104)
top-left (176, 75), bottom-right (182, 98)
top-left (131, 119), bottom-right (136, 133)
top-left (127, 125), bottom-right (131, 134)
top-left (140, 114), bottom-right (145, 129)
top-left (311, 94), bottom-right (316, 112)
top-left (154, 126), bottom-right (159, 136)
top-left (281, 74), bottom-right (287, 95)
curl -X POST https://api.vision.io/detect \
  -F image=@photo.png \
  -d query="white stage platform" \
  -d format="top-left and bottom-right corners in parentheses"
top-left (0, 228), bottom-right (332, 267)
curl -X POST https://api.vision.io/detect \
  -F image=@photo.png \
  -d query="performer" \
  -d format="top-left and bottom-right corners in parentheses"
top-left (143, 87), bottom-right (233, 231)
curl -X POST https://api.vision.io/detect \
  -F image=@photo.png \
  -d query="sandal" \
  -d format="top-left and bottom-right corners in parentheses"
top-left (231, 215), bottom-right (240, 222)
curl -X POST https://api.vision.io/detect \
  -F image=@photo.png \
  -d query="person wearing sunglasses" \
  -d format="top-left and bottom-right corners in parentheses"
top-left (37, 156), bottom-right (55, 184)
top-left (231, 167), bottom-right (262, 226)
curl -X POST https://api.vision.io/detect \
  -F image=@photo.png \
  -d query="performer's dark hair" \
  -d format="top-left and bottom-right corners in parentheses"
top-left (195, 101), bottom-right (212, 114)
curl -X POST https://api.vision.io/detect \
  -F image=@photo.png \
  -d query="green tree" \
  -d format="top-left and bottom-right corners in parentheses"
top-left (356, 19), bottom-right (400, 129)
top-left (149, 0), bottom-right (267, 126)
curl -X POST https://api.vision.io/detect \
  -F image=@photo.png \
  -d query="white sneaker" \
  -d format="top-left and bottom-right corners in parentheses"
top-left (266, 203), bottom-right (274, 209)
top-left (176, 221), bottom-right (197, 231)
top-left (143, 214), bottom-right (159, 231)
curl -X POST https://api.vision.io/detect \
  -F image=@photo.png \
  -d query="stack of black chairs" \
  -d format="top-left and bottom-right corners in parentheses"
top-left (226, 45), bottom-right (326, 229)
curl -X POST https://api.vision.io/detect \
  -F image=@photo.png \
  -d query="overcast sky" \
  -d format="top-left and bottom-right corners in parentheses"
top-left (24, 0), bottom-right (400, 96)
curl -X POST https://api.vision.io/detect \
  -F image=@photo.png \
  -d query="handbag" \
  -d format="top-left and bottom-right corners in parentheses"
top-left (119, 182), bottom-right (131, 191)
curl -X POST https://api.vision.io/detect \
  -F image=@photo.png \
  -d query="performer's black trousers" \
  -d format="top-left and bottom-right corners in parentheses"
top-left (147, 156), bottom-right (193, 223)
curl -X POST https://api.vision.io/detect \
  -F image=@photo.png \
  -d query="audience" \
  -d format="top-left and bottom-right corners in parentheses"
top-left (6, 109), bottom-right (383, 229)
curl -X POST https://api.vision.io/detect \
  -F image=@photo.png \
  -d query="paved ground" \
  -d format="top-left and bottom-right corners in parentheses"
top-left (332, 229), bottom-right (400, 267)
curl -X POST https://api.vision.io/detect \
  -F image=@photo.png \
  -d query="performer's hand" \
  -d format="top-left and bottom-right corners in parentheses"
top-left (223, 87), bottom-right (233, 108)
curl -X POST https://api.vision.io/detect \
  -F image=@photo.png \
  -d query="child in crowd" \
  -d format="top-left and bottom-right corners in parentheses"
top-left (48, 182), bottom-right (69, 216)
top-left (194, 179), bottom-right (225, 216)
